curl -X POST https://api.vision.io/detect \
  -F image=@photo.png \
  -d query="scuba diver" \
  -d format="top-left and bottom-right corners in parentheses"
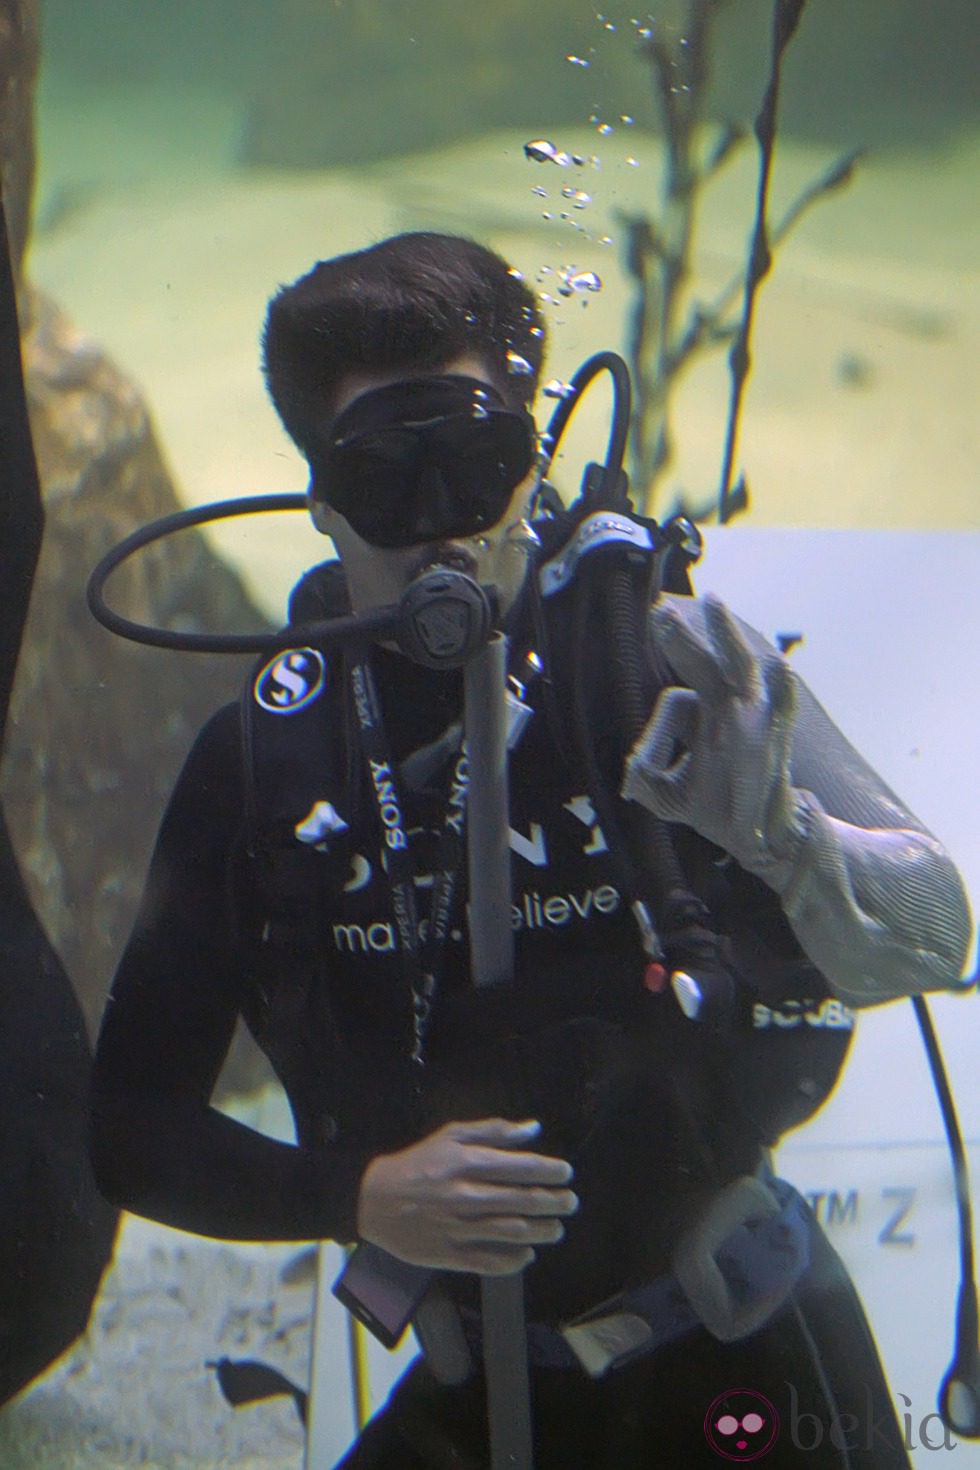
top-left (89, 231), bottom-right (972, 1468)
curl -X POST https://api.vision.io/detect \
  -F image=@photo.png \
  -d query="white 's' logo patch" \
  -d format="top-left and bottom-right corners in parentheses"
top-left (254, 648), bottom-right (326, 714)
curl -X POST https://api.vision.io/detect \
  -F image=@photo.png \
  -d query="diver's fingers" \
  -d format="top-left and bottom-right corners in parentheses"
top-left (701, 594), bottom-right (761, 699)
top-left (762, 649), bottom-right (796, 724)
top-left (451, 1181), bottom-right (580, 1220)
top-left (623, 686), bottom-right (700, 811)
top-left (451, 1214), bottom-right (567, 1247)
top-left (650, 602), bottom-right (727, 705)
top-left (762, 652), bottom-right (797, 758)
top-left (651, 596), bottom-right (758, 704)
top-left (446, 1242), bottom-right (537, 1276)
top-left (455, 1144), bottom-right (575, 1189)
top-left (444, 1117), bottom-right (544, 1148)
top-left (758, 655), bottom-right (800, 834)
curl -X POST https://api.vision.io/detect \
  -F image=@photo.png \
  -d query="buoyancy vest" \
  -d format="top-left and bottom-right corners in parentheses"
top-left (235, 569), bottom-right (854, 1313)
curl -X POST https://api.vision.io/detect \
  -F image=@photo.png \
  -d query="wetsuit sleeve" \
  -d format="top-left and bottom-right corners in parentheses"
top-left (626, 593), bottom-right (973, 1008)
top-left (772, 655), bottom-right (973, 1007)
top-left (90, 702), bottom-right (373, 1242)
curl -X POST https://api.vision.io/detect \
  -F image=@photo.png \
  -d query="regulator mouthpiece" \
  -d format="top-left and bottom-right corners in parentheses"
top-left (396, 566), bottom-right (494, 670)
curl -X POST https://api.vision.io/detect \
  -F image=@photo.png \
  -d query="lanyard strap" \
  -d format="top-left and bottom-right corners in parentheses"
top-left (347, 652), bottom-right (468, 1066)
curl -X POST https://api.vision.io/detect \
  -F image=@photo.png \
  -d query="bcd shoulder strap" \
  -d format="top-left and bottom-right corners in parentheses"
top-left (235, 632), bottom-right (355, 1132)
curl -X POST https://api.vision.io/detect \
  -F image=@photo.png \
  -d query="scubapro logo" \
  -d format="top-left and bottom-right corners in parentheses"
top-left (254, 649), bottom-right (326, 714)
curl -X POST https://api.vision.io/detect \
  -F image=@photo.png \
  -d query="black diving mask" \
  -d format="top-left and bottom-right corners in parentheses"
top-left (308, 375), bottom-right (538, 549)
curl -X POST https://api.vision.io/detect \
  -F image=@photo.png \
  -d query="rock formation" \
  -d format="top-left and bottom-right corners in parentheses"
top-left (0, 9), bottom-right (272, 1079)
top-left (4, 288), bottom-right (269, 1062)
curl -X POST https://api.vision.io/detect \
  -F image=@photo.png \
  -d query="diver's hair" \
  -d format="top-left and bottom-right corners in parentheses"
top-left (262, 232), bottom-right (545, 457)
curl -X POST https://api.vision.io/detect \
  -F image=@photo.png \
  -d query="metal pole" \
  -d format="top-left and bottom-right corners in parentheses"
top-left (464, 633), bottom-right (514, 990)
top-left (305, 1245), bottom-right (352, 1469)
top-left (464, 633), bottom-right (535, 1470)
top-left (346, 1304), bottom-right (372, 1432)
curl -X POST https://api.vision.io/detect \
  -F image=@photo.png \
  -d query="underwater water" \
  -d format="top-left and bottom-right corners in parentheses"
top-left (2, 0), bottom-right (978, 1465)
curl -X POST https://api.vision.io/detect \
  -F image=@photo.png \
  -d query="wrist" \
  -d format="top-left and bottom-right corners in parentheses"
top-left (356, 1154), bottom-right (390, 1244)
top-left (743, 788), bottom-right (821, 894)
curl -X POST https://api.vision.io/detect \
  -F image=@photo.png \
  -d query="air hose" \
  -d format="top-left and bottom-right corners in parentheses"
top-left (538, 353), bottom-right (735, 1015)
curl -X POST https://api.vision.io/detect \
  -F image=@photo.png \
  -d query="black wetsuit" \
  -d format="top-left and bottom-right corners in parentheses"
top-left (91, 605), bottom-right (912, 1469)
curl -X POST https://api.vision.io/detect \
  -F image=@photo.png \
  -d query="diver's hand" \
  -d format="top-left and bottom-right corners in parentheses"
top-left (622, 593), bottom-right (812, 892)
top-left (357, 1118), bottom-right (578, 1276)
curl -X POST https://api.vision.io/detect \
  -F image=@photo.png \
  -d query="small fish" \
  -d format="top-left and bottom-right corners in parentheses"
top-left (208, 1357), bottom-right (308, 1426)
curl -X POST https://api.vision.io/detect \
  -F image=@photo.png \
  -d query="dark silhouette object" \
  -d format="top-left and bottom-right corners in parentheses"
top-left (208, 1357), bottom-right (308, 1426)
top-left (0, 139), bottom-right (117, 1405)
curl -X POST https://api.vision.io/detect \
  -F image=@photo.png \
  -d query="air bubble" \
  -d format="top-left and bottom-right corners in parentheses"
top-left (532, 186), bottom-right (549, 197)
top-left (507, 351), bottom-right (535, 376)
top-left (621, 115), bottom-right (635, 125)
top-left (625, 157), bottom-right (640, 167)
top-left (561, 188), bottom-right (591, 208)
top-left (524, 139), bottom-right (560, 163)
top-left (558, 269), bottom-right (603, 297)
top-left (597, 123), bottom-right (614, 137)
top-left (543, 379), bottom-right (576, 399)
top-left (507, 267), bottom-right (525, 280)
top-left (567, 54), bottom-right (590, 67)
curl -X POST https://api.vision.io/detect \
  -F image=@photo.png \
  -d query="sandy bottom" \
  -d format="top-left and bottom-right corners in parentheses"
top-left (0, 1220), bottom-right (312, 1470)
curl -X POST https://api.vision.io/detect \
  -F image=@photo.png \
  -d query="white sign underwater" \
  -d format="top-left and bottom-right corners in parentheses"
top-left (693, 528), bottom-right (979, 1467)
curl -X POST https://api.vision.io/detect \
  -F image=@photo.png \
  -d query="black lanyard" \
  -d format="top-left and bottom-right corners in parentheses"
top-left (347, 651), bottom-right (469, 1067)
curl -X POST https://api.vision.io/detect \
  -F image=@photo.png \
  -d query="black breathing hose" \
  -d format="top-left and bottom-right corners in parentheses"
top-left (88, 494), bottom-right (402, 654)
top-left (539, 350), bottom-right (632, 486)
top-left (913, 994), bottom-right (980, 1438)
top-left (545, 354), bottom-right (732, 988)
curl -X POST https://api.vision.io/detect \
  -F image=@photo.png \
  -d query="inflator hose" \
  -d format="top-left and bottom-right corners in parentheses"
top-left (543, 352), bottom-right (733, 991)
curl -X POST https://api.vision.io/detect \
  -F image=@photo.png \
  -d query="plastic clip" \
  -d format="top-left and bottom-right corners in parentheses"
top-left (672, 1176), bottom-right (806, 1343)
